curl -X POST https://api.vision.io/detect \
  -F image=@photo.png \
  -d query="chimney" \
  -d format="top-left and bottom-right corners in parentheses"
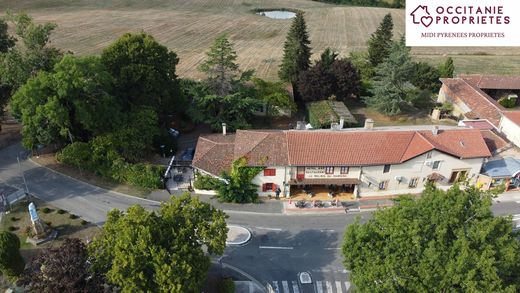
top-left (432, 125), bottom-right (439, 136)
top-left (364, 118), bottom-right (374, 130)
top-left (222, 123), bottom-right (227, 136)
top-left (296, 121), bottom-right (306, 130)
top-left (330, 123), bottom-right (339, 130)
top-left (339, 117), bottom-right (344, 129)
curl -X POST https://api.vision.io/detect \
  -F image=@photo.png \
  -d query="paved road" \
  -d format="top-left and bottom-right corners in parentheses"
top-left (2, 142), bottom-right (520, 292)
top-left (0, 143), bottom-right (160, 225)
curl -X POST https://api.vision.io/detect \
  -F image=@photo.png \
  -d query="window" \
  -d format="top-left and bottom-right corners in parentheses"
top-left (325, 167), bottom-right (334, 174)
top-left (409, 177), bottom-right (419, 188)
top-left (432, 161), bottom-right (441, 170)
top-left (340, 166), bottom-right (349, 174)
top-left (383, 164), bottom-right (391, 173)
top-left (263, 168), bottom-right (276, 176)
top-left (426, 152), bottom-right (432, 159)
top-left (262, 183), bottom-right (274, 192)
top-left (378, 181), bottom-right (389, 190)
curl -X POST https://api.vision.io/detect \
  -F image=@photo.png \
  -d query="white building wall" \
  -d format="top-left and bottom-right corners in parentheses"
top-left (358, 150), bottom-right (484, 197)
top-left (252, 166), bottom-right (290, 197)
top-left (499, 116), bottom-right (520, 148)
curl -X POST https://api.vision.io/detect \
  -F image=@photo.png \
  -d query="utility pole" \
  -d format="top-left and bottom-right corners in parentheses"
top-left (17, 156), bottom-right (29, 195)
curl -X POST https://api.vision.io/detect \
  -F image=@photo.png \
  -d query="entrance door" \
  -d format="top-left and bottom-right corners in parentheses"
top-left (296, 167), bottom-right (305, 181)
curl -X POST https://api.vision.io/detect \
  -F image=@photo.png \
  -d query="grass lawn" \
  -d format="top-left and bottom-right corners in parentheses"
top-left (1, 198), bottom-right (101, 250)
top-left (32, 154), bottom-right (151, 198)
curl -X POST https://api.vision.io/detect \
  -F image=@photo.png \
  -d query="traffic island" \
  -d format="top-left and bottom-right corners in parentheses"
top-left (226, 225), bottom-right (252, 246)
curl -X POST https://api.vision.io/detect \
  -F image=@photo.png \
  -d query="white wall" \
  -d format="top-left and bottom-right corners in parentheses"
top-left (358, 150), bottom-right (484, 197)
top-left (500, 116), bottom-right (520, 148)
top-left (252, 166), bottom-right (290, 197)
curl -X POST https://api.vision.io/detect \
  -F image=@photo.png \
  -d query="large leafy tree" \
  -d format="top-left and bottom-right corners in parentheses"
top-left (189, 92), bottom-right (261, 131)
top-left (343, 184), bottom-right (520, 292)
top-left (101, 33), bottom-right (181, 119)
top-left (411, 61), bottom-right (441, 93)
top-left (367, 13), bottom-right (393, 67)
top-left (252, 77), bottom-right (296, 117)
top-left (89, 193), bottom-right (228, 293)
top-left (0, 231), bottom-right (24, 278)
top-left (217, 158), bottom-right (262, 203)
top-left (198, 34), bottom-right (240, 96)
top-left (364, 38), bottom-right (420, 116)
top-left (330, 59), bottom-right (361, 100)
top-left (18, 238), bottom-right (106, 292)
top-left (439, 57), bottom-right (455, 78)
top-left (0, 18), bottom-right (15, 120)
top-left (10, 55), bottom-right (119, 149)
top-left (278, 11), bottom-right (311, 100)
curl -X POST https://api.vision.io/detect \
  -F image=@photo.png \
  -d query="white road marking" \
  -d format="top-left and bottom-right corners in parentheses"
top-left (316, 281), bottom-right (323, 293)
top-left (320, 229), bottom-right (336, 232)
top-left (325, 281), bottom-right (333, 293)
top-left (292, 281), bottom-right (300, 293)
top-left (282, 281), bottom-right (290, 293)
top-left (336, 281), bottom-right (343, 293)
top-left (512, 214), bottom-right (520, 220)
top-left (272, 281), bottom-right (280, 293)
top-left (324, 247), bottom-right (342, 250)
top-left (256, 226), bottom-right (283, 231)
top-left (259, 246), bottom-right (294, 250)
top-left (345, 281), bottom-right (351, 292)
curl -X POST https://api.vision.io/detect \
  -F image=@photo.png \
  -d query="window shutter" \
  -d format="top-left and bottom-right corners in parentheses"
top-left (262, 184), bottom-right (267, 192)
top-left (272, 184), bottom-right (277, 191)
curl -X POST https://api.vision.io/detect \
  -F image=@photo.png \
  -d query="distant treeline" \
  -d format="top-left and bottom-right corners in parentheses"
top-left (312, 0), bottom-right (404, 8)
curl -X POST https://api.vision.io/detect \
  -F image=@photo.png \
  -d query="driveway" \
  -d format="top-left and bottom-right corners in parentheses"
top-left (0, 143), bottom-right (160, 225)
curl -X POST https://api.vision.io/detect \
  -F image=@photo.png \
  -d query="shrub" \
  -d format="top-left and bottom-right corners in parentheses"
top-left (8, 226), bottom-right (18, 232)
top-left (0, 231), bottom-right (25, 277)
top-left (10, 216), bottom-right (18, 222)
top-left (57, 209), bottom-right (67, 214)
top-left (21, 226), bottom-right (34, 237)
top-left (69, 214), bottom-right (79, 219)
top-left (193, 174), bottom-right (221, 190)
top-left (42, 207), bottom-right (51, 214)
top-left (124, 163), bottom-right (165, 189)
top-left (80, 220), bottom-right (88, 225)
top-left (217, 278), bottom-right (235, 293)
top-left (498, 96), bottom-right (517, 108)
top-left (45, 221), bottom-right (52, 227)
top-left (56, 142), bottom-right (92, 169)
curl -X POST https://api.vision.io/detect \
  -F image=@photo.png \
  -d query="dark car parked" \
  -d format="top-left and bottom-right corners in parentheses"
top-left (180, 147), bottom-right (195, 161)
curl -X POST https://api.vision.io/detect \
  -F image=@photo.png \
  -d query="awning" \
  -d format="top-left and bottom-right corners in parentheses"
top-left (289, 178), bottom-right (360, 185)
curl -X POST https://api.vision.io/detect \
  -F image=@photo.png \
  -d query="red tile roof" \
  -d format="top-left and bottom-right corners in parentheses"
top-left (440, 78), bottom-right (504, 126)
top-left (459, 74), bottom-right (520, 90)
top-left (193, 128), bottom-right (491, 175)
top-left (479, 130), bottom-right (509, 153)
top-left (461, 120), bottom-right (495, 130)
top-left (503, 111), bottom-right (520, 126)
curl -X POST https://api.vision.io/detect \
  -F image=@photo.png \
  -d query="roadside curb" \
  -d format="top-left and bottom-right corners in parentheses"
top-left (211, 260), bottom-right (267, 293)
top-left (226, 225), bottom-right (252, 246)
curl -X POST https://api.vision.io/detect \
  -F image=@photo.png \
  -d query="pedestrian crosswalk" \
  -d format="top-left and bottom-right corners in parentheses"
top-left (269, 280), bottom-right (351, 293)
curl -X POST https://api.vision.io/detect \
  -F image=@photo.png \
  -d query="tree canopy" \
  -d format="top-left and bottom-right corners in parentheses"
top-left (19, 238), bottom-right (106, 292)
top-left (0, 231), bottom-right (25, 278)
top-left (198, 34), bottom-right (240, 96)
top-left (89, 193), bottom-right (228, 293)
top-left (100, 32), bottom-right (181, 119)
top-left (367, 13), bottom-right (393, 67)
top-left (278, 11), bottom-right (311, 99)
top-left (439, 57), bottom-right (455, 78)
top-left (252, 77), bottom-right (296, 117)
top-left (364, 38), bottom-right (423, 116)
top-left (217, 158), bottom-right (262, 203)
top-left (343, 184), bottom-right (520, 292)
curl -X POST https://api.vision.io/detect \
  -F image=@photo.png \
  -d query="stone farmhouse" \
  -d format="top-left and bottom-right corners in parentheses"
top-left (192, 124), bottom-right (491, 199)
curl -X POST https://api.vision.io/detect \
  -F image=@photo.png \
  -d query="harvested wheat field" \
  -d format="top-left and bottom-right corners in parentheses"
top-left (1, 0), bottom-right (520, 79)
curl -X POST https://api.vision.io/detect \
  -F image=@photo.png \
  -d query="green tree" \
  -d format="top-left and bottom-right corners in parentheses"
top-left (367, 13), bottom-right (393, 67)
top-left (278, 11), bottom-right (311, 100)
top-left (364, 38), bottom-right (419, 116)
top-left (217, 158), bottom-right (262, 203)
top-left (10, 55), bottom-right (119, 149)
top-left (252, 77), bottom-right (296, 117)
top-left (439, 57), bottom-right (455, 78)
top-left (0, 231), bottom-right (24, 278)
top-left (342, 184), bottom-right (520, 292)
top-left (298, 62), bottom-right (336, 101)
top-left (101, 33), bottom-right (181, 119)
top-left (189, 92), bottom-right (261, 131)
top-left (0, 18), bottom-right (15, 53)
top-left (319, 47), bottom-right (338, 69)
top-left (89, 193), bottom-right (228, 293)
top-left (411, 61), bottom-right (441, 92)
top-left (199, 34), bottom-right (240, 96)
top-left (18, 238), bottom-right (106, 292)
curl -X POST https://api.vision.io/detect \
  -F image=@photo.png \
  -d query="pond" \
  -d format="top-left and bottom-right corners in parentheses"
top-left (256, 10), bottom-right (296, 20)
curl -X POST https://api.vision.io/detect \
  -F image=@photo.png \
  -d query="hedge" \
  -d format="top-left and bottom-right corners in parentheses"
top-left (193, 174), bottom-right (221, 190)
top-left (217, 278), bottom-right (235, 293)
top-left (498, 96), bottom-right (517, 108)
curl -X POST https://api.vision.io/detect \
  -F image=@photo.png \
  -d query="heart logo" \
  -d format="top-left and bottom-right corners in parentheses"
top-left (421, 16), bottom-right (433, 28)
